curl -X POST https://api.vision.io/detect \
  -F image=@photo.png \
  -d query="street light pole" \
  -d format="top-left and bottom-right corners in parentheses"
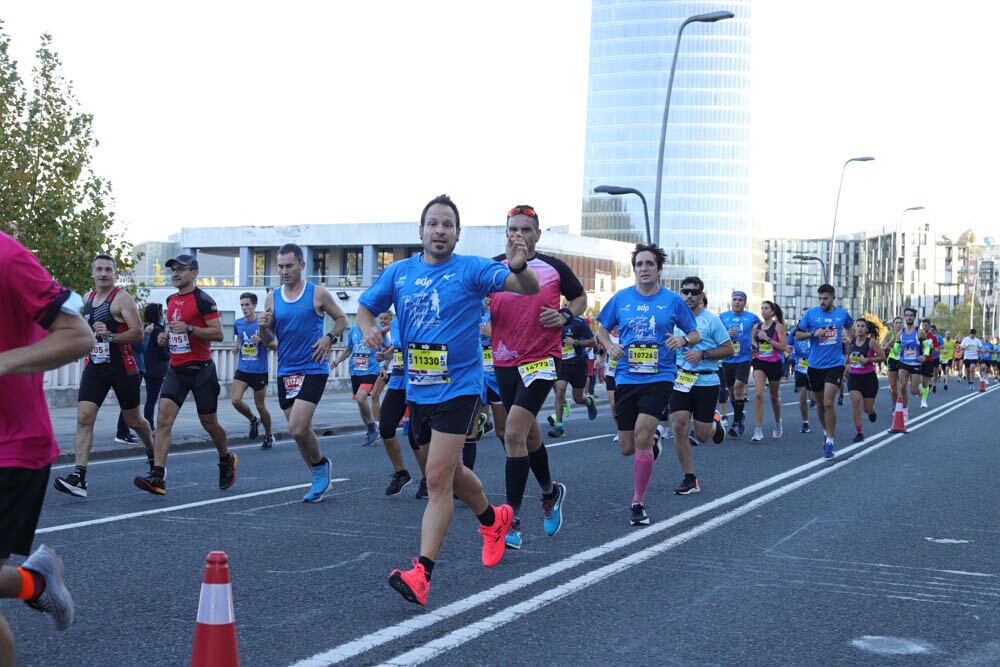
top-left (828, 156), bottom-right (874, 285)
top-left (892, 205), bottom-right (924, 318)
top-left (652, 10), bottom-right (734, 247)
top-left (594, 185), bottom-right (651, 244)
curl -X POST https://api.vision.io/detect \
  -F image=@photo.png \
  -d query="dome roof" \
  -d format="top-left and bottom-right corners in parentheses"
top-left (957, 228), bottom-right (977, 245)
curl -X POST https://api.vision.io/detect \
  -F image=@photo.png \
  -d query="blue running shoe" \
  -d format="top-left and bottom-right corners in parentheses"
top-left (823, 442), bottom-right (835, 459)
top-left (304, 458), bottom-right (332, 502)
top-left (542, 481), bottom-right (566, 536)
top-left (737, 420), bottom-right (746, 436)
top-left (505, 519), bottom-right (523, 550)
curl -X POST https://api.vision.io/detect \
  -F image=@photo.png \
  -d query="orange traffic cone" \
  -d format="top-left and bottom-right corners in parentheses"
top-left (979, 376), bottom-right (986, 392)
top-left (191, 551), bottom-right (239, 667)
top-left (888, 397), bottom-right (907, 434)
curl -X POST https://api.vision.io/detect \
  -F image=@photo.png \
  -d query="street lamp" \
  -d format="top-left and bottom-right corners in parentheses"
top-left (892, 205), bottom-right (924, 317)
top-left (792, 254), bottom-right (827, 313)
top-left (828, 156), bottom-right (874, 285)
top-left (594, 185), bottom-right (651, 244)
top-left (652, 10), bottom-right (735, 247)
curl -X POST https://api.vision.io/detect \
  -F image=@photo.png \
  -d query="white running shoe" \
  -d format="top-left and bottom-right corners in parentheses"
top-left (751, 428), bottom-right (764, 443)
top-left (772, 422), bottom-right (782, 439)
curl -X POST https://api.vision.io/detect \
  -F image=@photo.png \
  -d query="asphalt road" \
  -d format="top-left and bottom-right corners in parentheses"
top-left (8, 379), bottom-right (999, 666)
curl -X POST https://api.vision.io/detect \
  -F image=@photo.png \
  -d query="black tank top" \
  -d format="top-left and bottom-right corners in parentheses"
top-left (83, 287), bottom-right (137, 372)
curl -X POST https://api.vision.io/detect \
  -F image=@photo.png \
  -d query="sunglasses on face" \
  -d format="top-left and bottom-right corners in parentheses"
top-left (680, 288), bottom-right (702, 296)
top-left (507, 206), bottom-right (537, 218)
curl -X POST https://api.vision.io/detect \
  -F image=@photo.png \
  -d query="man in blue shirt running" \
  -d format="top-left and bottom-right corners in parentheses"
top-left (357, 194), bottom-right (539, 606)
top-left (794, 283), bottom-right (853, 458)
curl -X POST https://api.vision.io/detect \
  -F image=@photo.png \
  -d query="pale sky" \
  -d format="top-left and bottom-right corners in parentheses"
top-left (3, 1), bottom-right (999, 248)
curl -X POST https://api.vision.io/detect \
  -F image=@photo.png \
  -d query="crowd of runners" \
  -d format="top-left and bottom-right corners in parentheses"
top-left (3, 193), bottom-right (1000, 662)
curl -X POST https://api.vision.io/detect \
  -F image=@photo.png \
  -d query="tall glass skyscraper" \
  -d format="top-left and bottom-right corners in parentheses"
top-left (581, 1), bottom-right (761, 301)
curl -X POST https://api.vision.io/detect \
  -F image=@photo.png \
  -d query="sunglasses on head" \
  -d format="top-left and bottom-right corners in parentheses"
top-left (507, 206), bottom-right (537, 218)
top-left (680, 288), bottom-right (702, 296)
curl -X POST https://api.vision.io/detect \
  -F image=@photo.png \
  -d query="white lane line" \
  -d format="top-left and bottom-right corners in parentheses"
top-left (290, 387), bottom-right (994, 666)
top-left (36, 480), bottom-right (349, 533)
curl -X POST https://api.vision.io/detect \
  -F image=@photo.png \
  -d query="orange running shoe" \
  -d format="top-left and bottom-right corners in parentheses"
top-left (479, 504), bottom-right (513, 567)
top-left (389, 558), bottom-right (429, 605)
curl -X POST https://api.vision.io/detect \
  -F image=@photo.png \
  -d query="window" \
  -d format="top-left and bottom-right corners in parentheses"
top-left (342, 248), bottom-right (362, 285)
top-left (252, 251), bottom-right (268, 286)
top-left (377, 248), bottom-right (395, 273)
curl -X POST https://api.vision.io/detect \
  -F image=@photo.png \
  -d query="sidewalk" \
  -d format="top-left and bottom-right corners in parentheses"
top-left (49, 388), bottom-right (611, 464)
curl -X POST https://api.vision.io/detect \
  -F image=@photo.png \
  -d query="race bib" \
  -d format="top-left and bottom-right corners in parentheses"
top-left (759, 342), bottom-right (773, 355)
top-left (849, 353), bottom-right (866, 369)
top-left (517, 357), bottom-right (557, 386)
top-left (90, 340), bottom-right (111, 364)
top-left (627, 344), bottom-right (659, 374)
top-left (169, 331), bottom-right (191, 355)
top-left (283, 374), bottom-right (305, 399)
top-left (241, 342), bottom-right (258, 361)
top-left (482, 346), bottom-right (494, 373)
top-left (562, 344), bottom-right (576, 361)
top-left (674, 370), bottom-right (697, 393)
top-left (408, 343), bottom-right (449, 385)
top-left (391, 349), bottom-right (405, 376)
top-left (354, 353), bottom-right (372, 373)
top-left (819, 327), bottom-right (839, 346)
top-left (902, 347), bottom-right (918, 361)
top-left (796, 358), bottom-right (809, 372)
top-left (732, 341), bottom-right (741, 355)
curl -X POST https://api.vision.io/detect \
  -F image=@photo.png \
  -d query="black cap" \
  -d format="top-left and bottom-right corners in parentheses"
top-left (165, 254), bottom-right (199, 270)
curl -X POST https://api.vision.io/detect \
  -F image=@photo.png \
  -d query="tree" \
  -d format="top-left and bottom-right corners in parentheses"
top-left (0, 24), bottom-right (141, 298)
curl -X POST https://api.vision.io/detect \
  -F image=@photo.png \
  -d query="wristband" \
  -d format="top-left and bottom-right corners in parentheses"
top-left (509, 262), bottom-right (527, 274)
top-left (327, 332), bottom-right (338, 344)
top-left (558, 307), bottom-right (574, 323)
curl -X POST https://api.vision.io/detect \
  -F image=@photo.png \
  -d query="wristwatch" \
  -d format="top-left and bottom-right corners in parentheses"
top-left (558, 307), bottom-right (574, 323)
top-left (326, 332), bottom-right (338, 344)
top-left (187, 325), bottom-right (195, 334)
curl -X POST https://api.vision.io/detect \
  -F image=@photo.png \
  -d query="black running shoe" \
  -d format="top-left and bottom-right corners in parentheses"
top-left (853, 433), bottom-right (865, 443)
top-left (219, 453), bottom-right (238, 490)
top-left (386, 469), bottom-right (412, 496)
top-left (868, 411), bottom-right (877, 423)
top-left (674, 476), bottom-right (700, 495)
top-left (415, 478), bottom-right (428, 500)
top-left (248, 417), bottom-right (260, 440)
top-left (261, 434), bottom-right (274, 450)
top-left (54, 473), bottom-right (88, 498)
top-left (586, 394), bottom-right (598, 420)
top-left (630, 503), bottom-right (650, 526)
top-left (134, 472), bottom-right (166, 495)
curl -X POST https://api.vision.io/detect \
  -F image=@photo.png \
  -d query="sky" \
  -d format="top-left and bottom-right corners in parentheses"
top-left (2, 1), bottom-right (999, 248)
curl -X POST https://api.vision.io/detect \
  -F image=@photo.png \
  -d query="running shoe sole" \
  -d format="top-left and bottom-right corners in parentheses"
top-left (53, 478), bottom-right (87, 498)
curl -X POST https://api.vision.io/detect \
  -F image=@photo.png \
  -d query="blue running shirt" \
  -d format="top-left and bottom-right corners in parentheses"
top-left (234, 316), bottom-right (268, 374)
top-left (673, 309), bottom-right (729, 387)
top-left (719, 310), bottom-right (762, 364)
top-left (273, 282), bottom-right (329, 377)
top-left (597, 286), bottom-right (697, 385)
top-left (359, 253), bottom-right (510, 404)
top-left (346, 325), bottom-right (377, 376)
top-left (386, 319), bottom-right (406, 391)
top-left (797, 305), bottom-right (853, 369)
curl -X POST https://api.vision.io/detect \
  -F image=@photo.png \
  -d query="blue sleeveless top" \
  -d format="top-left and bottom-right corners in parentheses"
top-left (274, 282), bottom-right (328, 377)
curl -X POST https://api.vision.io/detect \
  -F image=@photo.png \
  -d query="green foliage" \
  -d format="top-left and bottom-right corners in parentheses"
top-left (0, 24), bottom-right (145, 302)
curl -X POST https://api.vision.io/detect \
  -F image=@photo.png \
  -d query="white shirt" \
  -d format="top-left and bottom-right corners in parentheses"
top-left (960, 336), bottom-right (983, 360)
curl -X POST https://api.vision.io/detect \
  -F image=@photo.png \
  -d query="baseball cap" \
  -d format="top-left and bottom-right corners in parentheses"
top-left (165, 254), bottom-right (199, 270)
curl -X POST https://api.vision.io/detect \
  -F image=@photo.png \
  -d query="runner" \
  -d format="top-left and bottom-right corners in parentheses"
top-left (959, 329), bottom-right (985, 390)
top-left (668, 277), bottom-right (732, 496)
top-left (134, 254), bottom-right (237, 495)
top-left (596, 243), bottom-right (699, 526)
top-left (477, 297), bottom-right (504, 446)
top-left (1, 231), bottom-right (91, 658)
top-left (231, 292), bottom-right (275, 450)
top-left (794, 283), bottom-right (853, 459)
top-left (603, 326), bottom-right (620, 442)
top-left (331, 322), bottom-right (381, 446)
top-left (749, 300), bottom-right (787, 442)
top-left (367, 311), bottom-right (396, 438)
top-left (895, 308), bottom-right (925, 419)
top-left (881, 316), bottom-right (903, 410)
top-left (938, 330), bottom-right (955, 390)
top-left (257, 243), bottom-right (348, 502)
top-left (377, 310), bottom-right (427, 497)
top-left (55, 255), bottom-right (155, 498)
top-left (846, 319), bottom-right (885, 442)
top-left (546, 309), bottom-right (598, 438)
top-left (490, 204), bottom-right (585, 550)
top-left (787, 309), bottom-right (813, 433)
top-left (719, 291), bottom-right (761, 437)
top-left (358, 194), bottom-right (538, 606)
top-left (918, 318), bottom-right (938, 408)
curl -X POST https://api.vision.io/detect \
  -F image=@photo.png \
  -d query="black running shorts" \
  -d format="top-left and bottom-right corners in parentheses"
top-left (613, 381), bottom-right (673, 431)
top-left (0, 465), bottom-right (50, 558)
top-left (407, 395), bottom-right (481, 445)
top-left (160, 362), bottom-right (221, 415)
top-left (78, 362), bottom-right (142, 410)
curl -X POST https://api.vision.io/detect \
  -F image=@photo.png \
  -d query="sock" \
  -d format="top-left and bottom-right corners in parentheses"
top-left (505, 456), bottom-right (531, 517)
top-left (15, 567), bottom-right (45, 601)
top-left (632, 448), bottom-right (655, 505)
top-left (462, 438), bottom-right (477, 470)
top-left (477, 505), bottom-right (496, 527)
top-left (311, 456), bottom-right (328, 468)
top-left (74, 465), bottom-right (87, 482)
top-left (152, 465), bottom-right (165, 478)
top-left (528, 444), bottom-right (553, 494)
top-left (856, 425), bottom-right (863, 434)
top-left (734, 399), bottom-right (746, 423)
top-left (417, 556), bottom-right (434, 580)
top-left (556, 421), bottom-right (563, 428)
top-left (684, 473), bottom-right (696, 482)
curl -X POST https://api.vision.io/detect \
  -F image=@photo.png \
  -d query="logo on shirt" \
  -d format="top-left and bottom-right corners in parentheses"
top-left (637, 304), bottom-right (649, 312)
top-left (395, 274), bottom-right (407, 286)
top-left (443, 273), bottom-right (456, 280)
top-left (414, 277), bottom-right (433, 288)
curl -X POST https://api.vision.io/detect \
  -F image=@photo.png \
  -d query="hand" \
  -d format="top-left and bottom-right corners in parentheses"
top-left (664, 334), bottom-right (685, 351)
top-left (310, 334), bottom-right (334, 363)
top-left (168, 320), bottom-right (188, 333)
top-left (607, 343), bottom-right (625, 361)
top-left (505, 233), bottom-right (529, 269)
top-left (727, 327), bottom-right (737, 338)
top-left (682, 348), bottom-right (704, 364)
top-left (362, 326), bottom-right (386, 350)
top-left (539, 307), bottom-right (565, 328)
top-left (251, 334), bottom-right (262, 344)
top-left (93, 322), bottom-right (108, 339)
top-left (257, 312), bottom-right (273, 329)
top-left (157, 332), bottom-right (168, 346)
